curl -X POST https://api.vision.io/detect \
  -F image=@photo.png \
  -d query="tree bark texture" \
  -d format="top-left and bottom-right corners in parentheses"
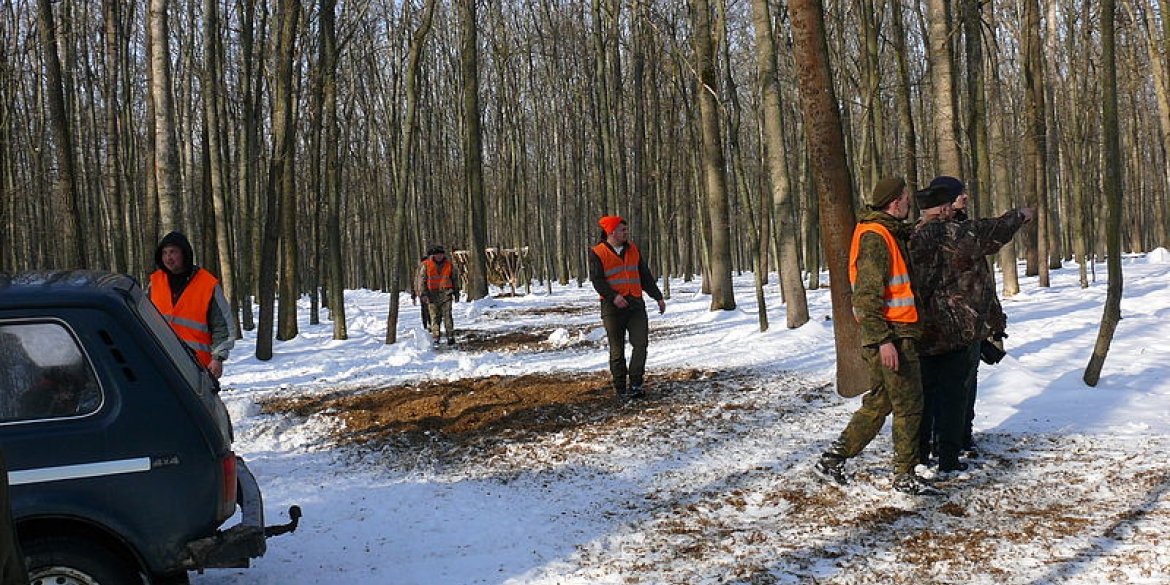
top-left (789, 0), bottom-right (867, 396)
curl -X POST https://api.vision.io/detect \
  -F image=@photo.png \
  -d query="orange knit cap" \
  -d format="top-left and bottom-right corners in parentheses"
top-left (598, 216), bottom-right (624, 234)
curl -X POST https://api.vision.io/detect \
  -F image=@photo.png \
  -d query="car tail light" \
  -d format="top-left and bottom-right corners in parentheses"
top-left (220, 453), bottom-right (238, 518)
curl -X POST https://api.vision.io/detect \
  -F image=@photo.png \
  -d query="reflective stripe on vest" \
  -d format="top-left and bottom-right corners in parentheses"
top-left (848, 222), bottom-right (918, 323)
top-left (150, 269), bottom-right (218, 366)
top-left (592, 242), bottom-right (643, 298)
top-left (424, 259), bottom-right (454, 290)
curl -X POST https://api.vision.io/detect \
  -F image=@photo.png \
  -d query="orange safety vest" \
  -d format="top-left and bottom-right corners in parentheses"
top-left (423, 259), bottom-right (454, 290)
top-left (592, 241), bottom-right (643, 298)
top-left (151, 269), bottom-right (218, 366)
top-left (848, 222), bottom-right (918, 323)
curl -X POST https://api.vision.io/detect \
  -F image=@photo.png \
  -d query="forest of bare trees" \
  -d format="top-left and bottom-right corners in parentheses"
top-left (1, 0), bottom-right (1167, 361)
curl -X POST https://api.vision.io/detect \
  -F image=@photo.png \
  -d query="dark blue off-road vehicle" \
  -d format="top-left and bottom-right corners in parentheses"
top-left (0, 271), bottom-right (298, 584)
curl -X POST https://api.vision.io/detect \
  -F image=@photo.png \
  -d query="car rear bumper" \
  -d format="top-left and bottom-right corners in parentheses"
top-left (182, 457), bottom-right (267, 569)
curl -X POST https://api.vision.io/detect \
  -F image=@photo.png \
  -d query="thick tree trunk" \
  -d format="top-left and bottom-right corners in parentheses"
top-left (789, 0), bottom-right (867, 396)
top-left (750, 0), bottom-right (808, 328)
top-left (149, 0), bottom-right (182, 233)
top-left (461, 0), bottom-right (490, 301)
top-left (928, 0), bottom-right (962, 174)
top-left (693, 0), bottom-right (735, 311)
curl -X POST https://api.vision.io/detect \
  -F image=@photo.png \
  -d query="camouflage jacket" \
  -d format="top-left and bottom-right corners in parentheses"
top-left (909, 209), bottom-right (1027, 356)
top-left (852, 211), bottom-right (922, 348)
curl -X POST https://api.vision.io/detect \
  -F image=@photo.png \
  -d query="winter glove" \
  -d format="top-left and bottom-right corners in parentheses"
top-left (980, 339), bottom-right (1006, 365)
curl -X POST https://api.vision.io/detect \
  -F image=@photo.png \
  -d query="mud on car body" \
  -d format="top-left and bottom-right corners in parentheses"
top-left (0, 271), bottom-right (298, 585)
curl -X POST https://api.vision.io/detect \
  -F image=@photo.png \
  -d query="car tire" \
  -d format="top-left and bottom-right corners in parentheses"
top-left (24, 535), bottom-right (141, 585)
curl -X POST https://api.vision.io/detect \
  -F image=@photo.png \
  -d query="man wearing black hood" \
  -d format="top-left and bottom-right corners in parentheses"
top-left (909, 179), bottom-right (1032, 473)
top-left (149, 232), bottom-right (235, 378)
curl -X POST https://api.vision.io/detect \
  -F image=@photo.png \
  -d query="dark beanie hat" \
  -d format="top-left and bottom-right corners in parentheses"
top-left (915, 184), bottom-right (953, 210)
top-left (929, 176), bottom-right (966, 203)
top-left (869, 178), bottom-right (906, 209)
top-left (427, 245), bottom-right (446, 256)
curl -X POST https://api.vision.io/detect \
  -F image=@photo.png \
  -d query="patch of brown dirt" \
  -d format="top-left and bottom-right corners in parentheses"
top-left (260, 369), bottom-right (718, 450)
top-left (455, 326), bottom-right (598, 352)
top-left (486, 305), bottom-right (594, 317)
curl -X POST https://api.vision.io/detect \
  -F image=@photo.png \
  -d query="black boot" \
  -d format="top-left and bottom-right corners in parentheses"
top-left (813, 455), bottom-right (849, 485)
top-left (613, 377), bottom-right (627, 397)
top-left (892, 473), bottom-right (943, 496)
top-left (628, 377), bottom-right (644, 398)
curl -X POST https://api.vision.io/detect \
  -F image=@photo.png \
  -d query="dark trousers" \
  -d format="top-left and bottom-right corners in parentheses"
top-left (600, 297), bottom-right (649, 388)
top-left (962, 358), bottom-right (979, 449)
top-left (830, 337), bottom-right (923, 475)
top-left (919, 343), bottom-right (980, 466)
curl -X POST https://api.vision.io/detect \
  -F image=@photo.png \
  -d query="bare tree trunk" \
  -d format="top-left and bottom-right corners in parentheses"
top-left (202, 0), bottom-right (238, 335)
top-left (751, 0), bottom-right (808, 327)
top-left (985, 3), bottom-right (1020, 296)
top-left (890, 0), bottom-right (919, 187)
top-left (964, 0), bottom-right (990, 217)
top-left (320, 0), bottom-right (347, 340)
top-left (236, 0), bottom-right (259, 333)
top-left (102, 0), bottom-right (128, 273)
top-left (859, 0), bottom-right (882, 189)
top-left (256, 0), bottom-right (299, 361)
top-left (386, 0), bottom-right (438, 344)
top-left (277, 116), bottom-right (299, 341)
top-left (1133, 1), bottom-right (1170, 224)
top-left (461, 0), bottom-right (490, 301)
top-left (1084, 0), bottom-right (1122, 387)
top-left (149, 0), bottom-right (182, 233)
top-left (1022, 0), bottom-right (1048, 283)
top-left (789, 0), bottom-right (867, 396)
top-left (37, 0), bottom-right (85, 268)
top-left (928, 0), bottom-right (962, 174)
top-left (693, 0), bottom-right (735, 311)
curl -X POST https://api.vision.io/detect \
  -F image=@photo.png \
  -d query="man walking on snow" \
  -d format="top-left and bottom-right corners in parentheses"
top-left (813, 178), bottom-right (939, 496)
top-left (589, 216), bottom-right (666, 399)
top-left (415, 246), bottom-right (461, 346)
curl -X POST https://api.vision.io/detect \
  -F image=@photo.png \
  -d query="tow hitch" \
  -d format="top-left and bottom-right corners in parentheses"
top-left (265, 505), bottom-right (302, 538)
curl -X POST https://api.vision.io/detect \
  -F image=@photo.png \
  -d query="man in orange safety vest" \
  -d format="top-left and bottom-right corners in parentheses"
top-left (149, 232), bottom-right (235, 379)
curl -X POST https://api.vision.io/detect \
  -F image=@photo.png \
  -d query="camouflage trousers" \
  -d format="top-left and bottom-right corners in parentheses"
top-left (828, 337), bottom-right (923, 475)
top-left (426, 289), bottom-right (456, 340)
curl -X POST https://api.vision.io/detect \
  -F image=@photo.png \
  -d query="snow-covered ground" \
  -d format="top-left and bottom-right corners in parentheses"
top-left (194, 249), bottom-right (1170, 585)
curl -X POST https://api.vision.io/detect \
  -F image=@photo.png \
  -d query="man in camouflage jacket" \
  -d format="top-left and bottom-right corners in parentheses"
top-left (941, 176), bottom-right (1007, 456)
top-left (909, 180), bottom-right (1033, 472)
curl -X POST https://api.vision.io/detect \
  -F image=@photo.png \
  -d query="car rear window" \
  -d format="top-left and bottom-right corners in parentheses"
top-left (0, 321), bottom-right (103, 424)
